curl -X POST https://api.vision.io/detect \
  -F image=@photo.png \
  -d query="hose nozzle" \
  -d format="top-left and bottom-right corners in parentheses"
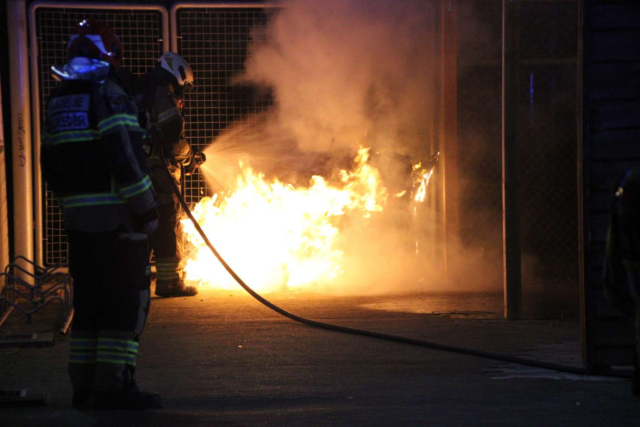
top-left (184, 151), bottom-right (206, 176)
top-left (194, 151), bottom-right (206, 167)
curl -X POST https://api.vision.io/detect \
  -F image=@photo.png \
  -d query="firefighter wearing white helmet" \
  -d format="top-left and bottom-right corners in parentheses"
top-left (134, 52), bottom-right (205, 298)
top-left (157, 52), bottom-right (194, 88)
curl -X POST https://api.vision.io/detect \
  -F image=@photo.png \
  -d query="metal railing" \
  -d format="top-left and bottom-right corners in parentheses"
top-left (171, 3), bottom-right (275, 204)
top-left (29, 1), bottom-right (169, 266)
top-left (0, 256), bottom-right (73, 334)
top-left (29, 1), bottom-right (581, 300)
top-left (456, 0), bottom-right (580, 298)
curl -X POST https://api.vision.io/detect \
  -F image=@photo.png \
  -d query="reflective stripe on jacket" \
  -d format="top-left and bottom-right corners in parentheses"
top-left (135, 71), bottom-right (195, 183)
top-left (41, 75), bottom-right (157, 232)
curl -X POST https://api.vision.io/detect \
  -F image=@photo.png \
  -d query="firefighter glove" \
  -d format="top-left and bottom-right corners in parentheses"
top-left (184, 150), bottom-right (206, 176)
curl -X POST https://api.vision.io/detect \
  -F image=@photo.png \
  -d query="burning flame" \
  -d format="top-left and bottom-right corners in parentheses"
top-left (182, 148), bottom-right (389, 292)
top-left (413, 167), bottom-right (434, 203)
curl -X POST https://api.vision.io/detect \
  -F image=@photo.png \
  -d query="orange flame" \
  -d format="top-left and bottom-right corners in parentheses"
top-left (182, 148), bottom-right (389, 292)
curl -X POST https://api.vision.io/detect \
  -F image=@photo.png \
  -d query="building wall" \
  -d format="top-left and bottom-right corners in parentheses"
top-left (582, 0), bottom-right (640, 368)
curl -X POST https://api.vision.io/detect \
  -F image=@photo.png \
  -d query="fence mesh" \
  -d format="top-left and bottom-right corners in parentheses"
top-left (174, 7), bottom-right (272, 204)
top-left (35, 7), bottom-right (166, 266)
top-left (518, 1), bottom-right (579, 291)
top-left (457, 0), bottom-right (504, 285)
top-left (34, 2), bottom-right (581, 294)
top-left (456, 0), bottom-right (580, 296)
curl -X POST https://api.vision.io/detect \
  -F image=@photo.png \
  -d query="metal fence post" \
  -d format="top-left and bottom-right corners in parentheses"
top-left (502, 0), bottom-right (522, 319)
top-left (441, 0), bottom-right (459, 287)
top-left (0, 72), bottom-right (9, 275)
top-left (7, 0), bottom-right (34, 278)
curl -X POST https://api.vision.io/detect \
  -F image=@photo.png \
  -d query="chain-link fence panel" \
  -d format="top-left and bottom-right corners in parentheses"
top-left (456, 0), bottom-right (579, 299)
top-left (457, 64), bottom-right (503, 252)
top-left (456, 0), bottom-right (504, 288)
top-left (173, 6), bottom-right (273, 204)
top-left (518, 1), bottom-right (579, 293)
top-left (33, 6), bottom-right (167, 266)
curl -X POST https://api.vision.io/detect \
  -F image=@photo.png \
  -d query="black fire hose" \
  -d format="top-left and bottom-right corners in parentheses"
top-left (161, 157), bottom-right (630, 379)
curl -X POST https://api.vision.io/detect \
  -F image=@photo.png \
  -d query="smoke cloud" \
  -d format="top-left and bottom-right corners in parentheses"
top-left (196, 0), bottom-right (503, 295)
top-left (234, 0), bottom-right (440, 294)
top-left (238, 0), bottom-right (436, 158)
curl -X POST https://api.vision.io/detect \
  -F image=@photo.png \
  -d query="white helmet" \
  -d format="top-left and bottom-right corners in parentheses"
top-left (157, 52), bottom-right (194, 88)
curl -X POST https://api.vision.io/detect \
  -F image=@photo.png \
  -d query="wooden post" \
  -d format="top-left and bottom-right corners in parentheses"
top-left (441, 0), bottom-right (459, 286)
top-left (502, 0), bottom-right (522, 319)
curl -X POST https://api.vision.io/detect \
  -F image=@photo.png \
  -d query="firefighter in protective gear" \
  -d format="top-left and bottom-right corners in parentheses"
top-left (134, 52), bottom-right (205, 298)
top-left (604, 167), bottom-right (640, 398)
top-left (42, 19), bottom-right (162, 410)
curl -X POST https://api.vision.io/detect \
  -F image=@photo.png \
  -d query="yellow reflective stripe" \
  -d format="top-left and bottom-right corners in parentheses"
top-left (98, 338), bottom-right (139, 346)
top-left (98, 113), bottom-right (140, 133)
top-left (44, 130), bottom-right (100, 145)
top-left (158, 108), bottom-right (181, 124)
top-left (97, 341), bottom-right (138, 351)
top-left (97, 345), bottom-right (138, 354)
top-left (119, 175), bottom-right (153, 198)
top-left (156, 270), bottom-right (181, 276)
top-left (155, 262), bottom-right (181, 269)
top-left (156, 272), bottom-right (181, 280)
top-left (63, 193), bottom-right (124, 208)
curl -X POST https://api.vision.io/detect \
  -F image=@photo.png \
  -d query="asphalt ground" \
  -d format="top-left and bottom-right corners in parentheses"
top-left (1, 287), bottom-right (639, 426)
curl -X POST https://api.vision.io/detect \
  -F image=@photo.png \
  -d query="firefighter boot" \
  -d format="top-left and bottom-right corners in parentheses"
top-left (155, 279), bottom-right (198, 298)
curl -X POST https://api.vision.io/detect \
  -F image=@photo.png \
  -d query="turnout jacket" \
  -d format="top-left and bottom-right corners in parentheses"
top-left (135, 69), bottom-right (195, 189)
top-left (42, 75), bottom-right (158, 232)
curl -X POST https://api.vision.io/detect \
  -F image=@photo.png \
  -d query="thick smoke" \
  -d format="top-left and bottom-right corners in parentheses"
top-left (219, 0), bottom-right (441, 294)
top-left (200, 0), bottom-right (505, 295)
top-left (238, 0), bottom-right (436, 158)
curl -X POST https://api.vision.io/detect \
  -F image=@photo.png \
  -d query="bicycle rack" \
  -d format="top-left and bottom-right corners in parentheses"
top-left (0, 256), bottom-right (73, 335)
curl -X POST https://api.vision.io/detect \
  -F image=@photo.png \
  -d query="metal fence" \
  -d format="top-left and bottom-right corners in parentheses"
top-left (31, 0), bottom-right (581, 297)
top-left (456, 0), bottom-right (580, 297)
top-left (456, 0), bottom-right (504, 286)
top-left (518, 0), bottom-right (579, 289)
top-left (173, 6), bottom-right (272, 204)
top-left (33, 3), bottom-right (272, 266)
top-left (32, 5), bottom-right (168, 266)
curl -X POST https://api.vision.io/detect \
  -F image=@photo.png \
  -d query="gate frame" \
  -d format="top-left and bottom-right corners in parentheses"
top-left (28, 1), bottom-right (170, 266)
top-left (169, 2), bottom-right (280, 52)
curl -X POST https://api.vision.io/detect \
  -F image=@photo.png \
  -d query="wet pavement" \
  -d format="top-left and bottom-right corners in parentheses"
top-left (1, 288), bottom-right (639, 426)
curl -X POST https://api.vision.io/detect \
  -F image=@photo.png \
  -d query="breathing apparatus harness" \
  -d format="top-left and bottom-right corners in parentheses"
top-left (158, 155), bottom-right (629, 380)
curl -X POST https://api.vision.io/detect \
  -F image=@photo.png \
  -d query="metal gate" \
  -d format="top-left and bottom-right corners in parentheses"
top-left (31, 0), bottom-right (583, 319)
top-left (456, 0), bottom-right (581, 315)
top-left (30, 2), bottom-right (273, 266)
top-left (30, 2), bottom-right (169, 266)
top-left (171, 4), bottom-right (274, 204)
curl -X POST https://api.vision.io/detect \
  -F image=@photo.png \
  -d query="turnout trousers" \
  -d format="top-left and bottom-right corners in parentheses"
top-left (149, 165), bottom-right (186, 291)
top-left (67, 230), bottom-right (151, 393)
